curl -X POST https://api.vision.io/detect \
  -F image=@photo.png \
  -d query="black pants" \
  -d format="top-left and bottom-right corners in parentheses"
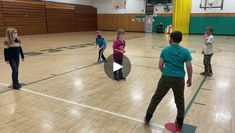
top-left (113, 59), bottom-right (123, 80)
top-left (98, 47), bottom-right (106, 62)
top-left (146, 76), bottom-right (185, 125)
top-left (9, 58), bottom-right (20, 87)
top-left (203, 53), bottom-right (213, 73)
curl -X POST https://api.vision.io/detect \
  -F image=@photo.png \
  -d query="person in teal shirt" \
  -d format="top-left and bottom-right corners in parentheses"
top-left (160, 41), bottom-right (192, 78)
top-left (144, 31), bottom-right (193, 130)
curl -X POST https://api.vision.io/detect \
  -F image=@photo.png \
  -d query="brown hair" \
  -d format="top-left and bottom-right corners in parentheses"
top-left (117, 29), bottom-right (125, 36)
top-left (97, 31), bottom-right (102, 34)
top-left (170, 31), bottom-right (182, 43)
top-left (206, 26), bottom-right (214, 33)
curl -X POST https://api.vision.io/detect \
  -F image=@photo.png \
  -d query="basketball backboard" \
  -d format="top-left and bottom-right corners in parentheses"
top-left (200, 0), bottom-right (224, 10)
top-left (112, 0), bottom-right (126, 9)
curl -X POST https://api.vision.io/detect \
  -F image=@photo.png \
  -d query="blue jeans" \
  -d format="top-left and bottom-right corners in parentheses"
top-left (9, 58), bottom-right (20, 87)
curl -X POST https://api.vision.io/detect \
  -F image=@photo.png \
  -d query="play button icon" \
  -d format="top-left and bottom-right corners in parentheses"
top-left (113, 62), bottom-right (123, 72)
top-left (104, 54), bottom-right (131, 80)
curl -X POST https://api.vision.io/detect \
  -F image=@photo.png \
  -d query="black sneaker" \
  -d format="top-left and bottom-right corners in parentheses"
top-left (175, 117), bottom-right (183, 130)
top-left (114, 78), bottom-right (119, 81)
top-left (119, 77), bottom-right (126, 80)
top-left (200, 72), bottom-right (207, 76)
top-left (13, 84), bottom-right (22, 90)
top-left (144, 114), bottom-right (152, 125)
top-left (175, 121), bottom-right (182, 130)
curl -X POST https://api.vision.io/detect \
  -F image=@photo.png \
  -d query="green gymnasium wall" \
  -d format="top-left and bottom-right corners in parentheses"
top-left (189, 16), bottom-right (235, 35)
top-left (152, 16), bottom-right (172, 32)
top-left (152, 15), bottom-right (235, 35)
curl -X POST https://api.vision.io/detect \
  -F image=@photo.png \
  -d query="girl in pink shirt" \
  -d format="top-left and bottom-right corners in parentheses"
top-left (113, 29), bottom-right (126, 81)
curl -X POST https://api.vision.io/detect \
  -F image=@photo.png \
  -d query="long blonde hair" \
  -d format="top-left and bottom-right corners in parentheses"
top-left (5, 27), bottom-right (17, 44)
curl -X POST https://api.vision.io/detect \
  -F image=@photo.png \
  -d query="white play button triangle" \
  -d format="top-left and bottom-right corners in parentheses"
top-left (113, 62), bottom-right (123, 72)
top-left (104, 55), bottom-right (131, 80)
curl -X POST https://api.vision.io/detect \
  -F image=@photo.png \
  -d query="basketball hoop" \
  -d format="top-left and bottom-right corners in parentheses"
top-left (112, 0), bottom-right (125, 9)
top-left (200, 0), bottom-right (223, 10)
top-left (208, 3), bottom-right (213, 8)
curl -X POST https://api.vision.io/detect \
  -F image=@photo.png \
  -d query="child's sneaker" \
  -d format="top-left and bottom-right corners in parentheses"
top-left (175, 117), bottom-right (183, 130)
top-left (119, 77), bottom-right (126, 80)
top-left (96, 61), bottom-right (103, 64)
top-left (144, 114), bottom-right (152, 125)
top-left (200, 72), bottom-right (207, 76)
top-left (13, 84), bottom-right (22, 90)
top-left (207, 72), bottom-right (213, 77)
top-left (175, 121), bottom-right (182, 131)
top-left (114, 78), bottom-right (119, 81)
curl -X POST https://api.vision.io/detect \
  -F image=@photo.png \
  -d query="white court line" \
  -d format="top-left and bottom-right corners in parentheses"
top-left (0, 82), bottom-right (9, 86)
top-left (0, 82), bottom-right (164, 129)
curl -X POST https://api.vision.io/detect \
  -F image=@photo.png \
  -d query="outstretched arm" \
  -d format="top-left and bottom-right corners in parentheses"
top-left (186, 61), bottom-right (193, 87)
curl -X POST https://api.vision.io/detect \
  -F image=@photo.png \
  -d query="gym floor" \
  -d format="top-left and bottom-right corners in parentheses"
top-left (0, 32), bottom-right (234, 133)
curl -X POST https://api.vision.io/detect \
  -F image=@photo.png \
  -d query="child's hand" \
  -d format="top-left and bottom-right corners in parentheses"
top-left (187, 79), bottom-right (192, 87)
top-left (204, 41), bottom-right (209, 45)
top-left (5, 61), bottom-right (9, 64)
top-left (119, 46), bottom-right (124, 50)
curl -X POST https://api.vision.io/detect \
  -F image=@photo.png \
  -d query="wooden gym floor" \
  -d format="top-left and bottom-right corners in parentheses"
top-left (0, 32), bottom-right (234, 133)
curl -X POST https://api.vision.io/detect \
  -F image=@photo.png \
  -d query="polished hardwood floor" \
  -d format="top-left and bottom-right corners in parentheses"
top-left (0, 32), bottom-right (234, 133)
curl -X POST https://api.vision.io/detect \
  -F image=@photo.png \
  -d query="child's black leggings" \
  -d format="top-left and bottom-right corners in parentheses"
top-left (98, 47), bottom-right (106, 62)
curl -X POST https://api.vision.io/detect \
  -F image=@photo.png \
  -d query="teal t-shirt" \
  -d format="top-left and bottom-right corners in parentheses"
top-left (160, 44), bottom-right (192, 78)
